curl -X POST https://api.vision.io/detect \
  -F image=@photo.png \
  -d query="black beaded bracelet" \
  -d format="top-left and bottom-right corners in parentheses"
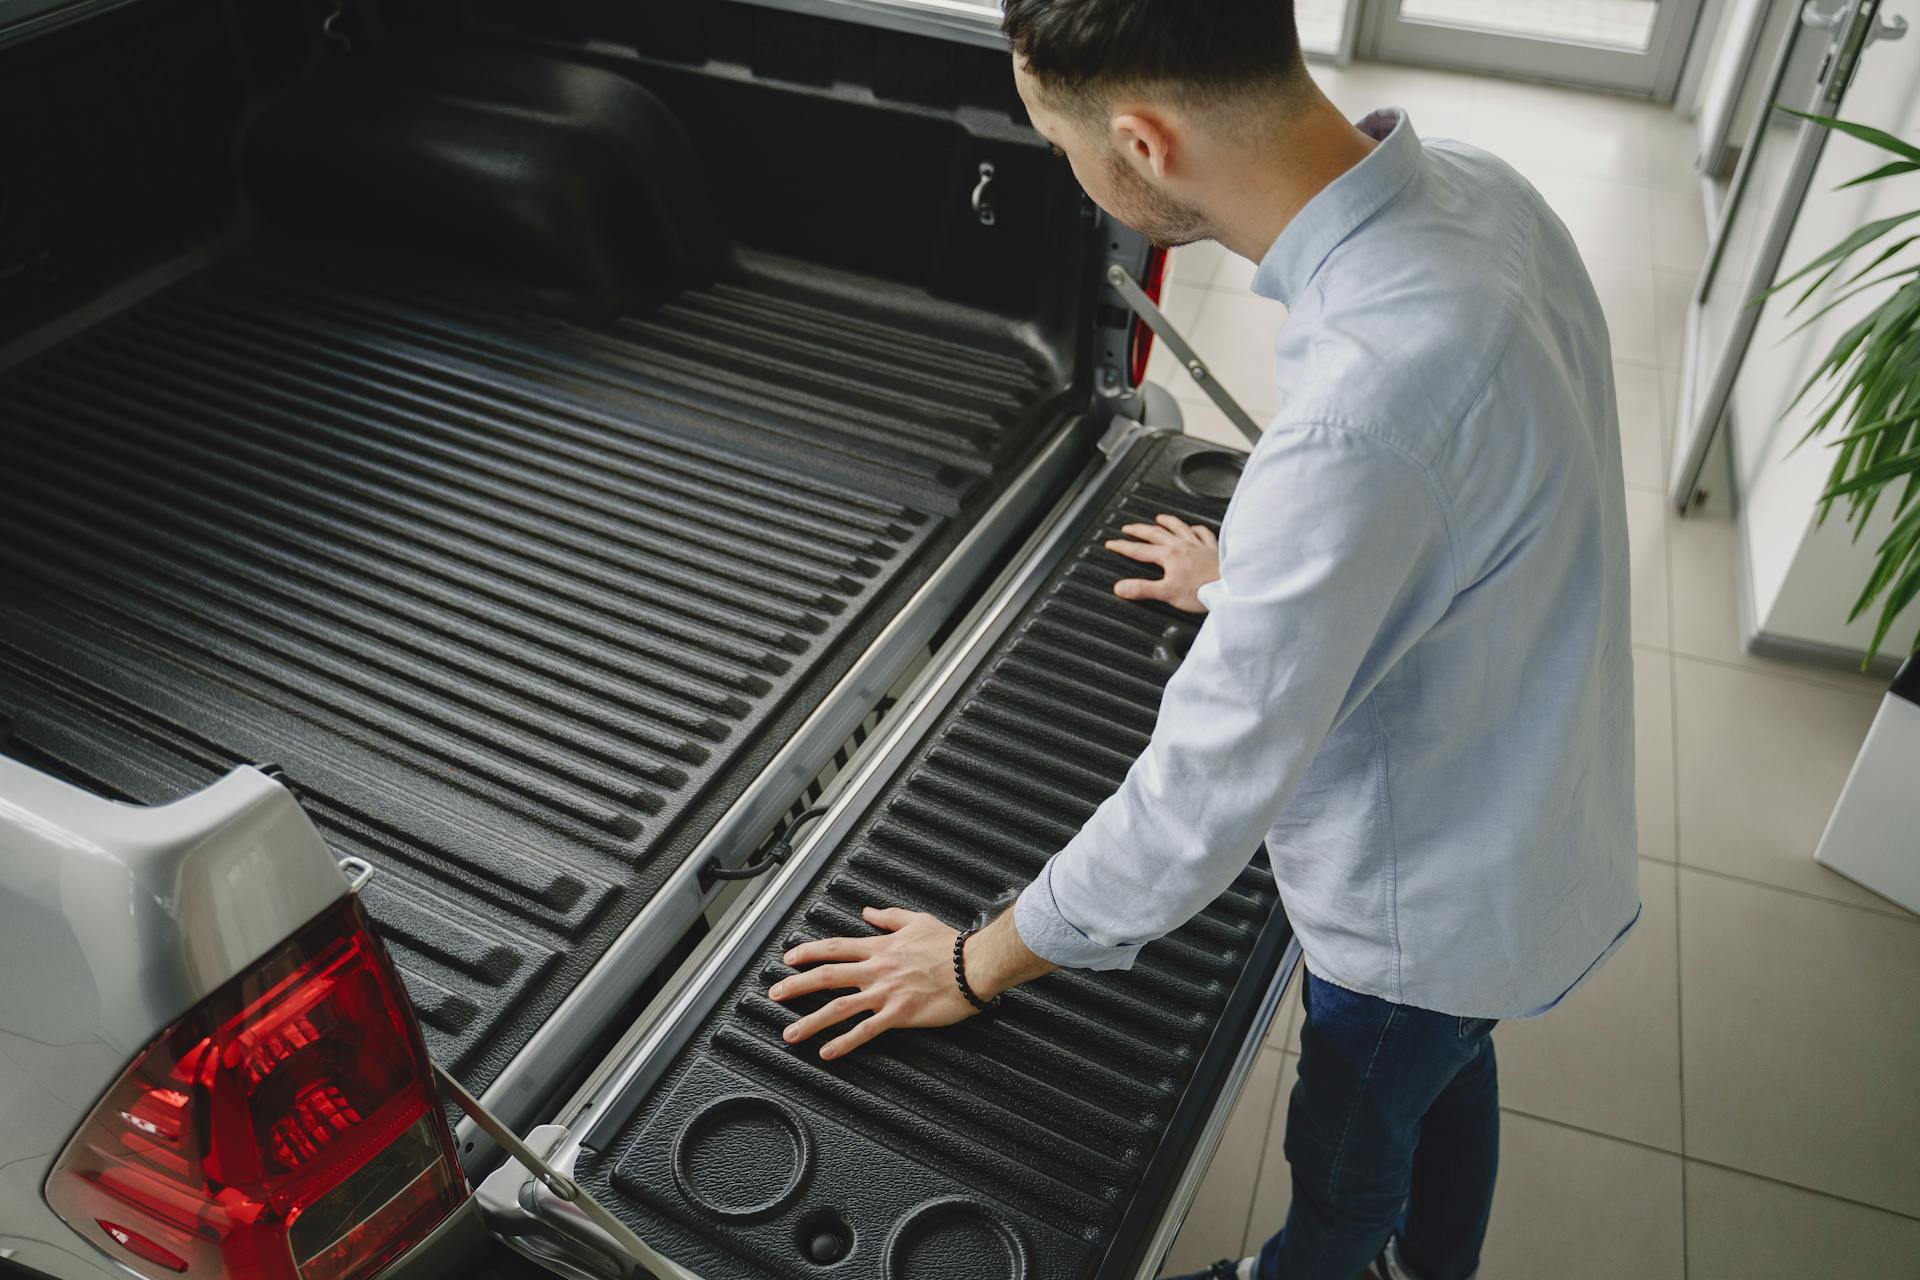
top-left (953, 925), bottom-right (1001, 1014)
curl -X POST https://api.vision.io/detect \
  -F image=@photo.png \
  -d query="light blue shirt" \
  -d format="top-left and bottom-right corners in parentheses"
top-left (1015, 110), bottom-right (1640, 1019)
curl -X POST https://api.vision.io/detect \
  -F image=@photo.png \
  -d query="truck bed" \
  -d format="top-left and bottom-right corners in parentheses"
top-left (0, 248), bottom-right (1070, 1101)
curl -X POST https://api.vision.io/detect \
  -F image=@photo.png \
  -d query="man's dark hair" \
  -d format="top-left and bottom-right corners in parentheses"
top-left (1002, 0), bottom-right (1308, 111)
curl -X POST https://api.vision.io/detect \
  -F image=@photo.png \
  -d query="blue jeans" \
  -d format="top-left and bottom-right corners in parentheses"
top-left (1255, 971), bottom-right (1500, 1280)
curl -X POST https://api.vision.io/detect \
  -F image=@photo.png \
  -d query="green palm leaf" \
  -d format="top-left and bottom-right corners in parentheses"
top-left (1777, 107), bottom-right (1920, 163)
top-left (1841, 159), bottom-right (1920, 190)
top-left (1758, 209), bottom-right (1920, 307)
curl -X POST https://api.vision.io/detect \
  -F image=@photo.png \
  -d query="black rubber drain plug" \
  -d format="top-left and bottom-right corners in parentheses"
top-left (797, 1210), bottom-right (853, 1265)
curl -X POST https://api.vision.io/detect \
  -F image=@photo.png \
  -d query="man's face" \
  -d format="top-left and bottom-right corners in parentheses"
top-left (1013, 59), bottom-right (1211, 249)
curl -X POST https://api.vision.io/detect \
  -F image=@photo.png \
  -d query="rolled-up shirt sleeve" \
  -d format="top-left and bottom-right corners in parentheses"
top-left (1014, 422), bottom-right (1459, 969)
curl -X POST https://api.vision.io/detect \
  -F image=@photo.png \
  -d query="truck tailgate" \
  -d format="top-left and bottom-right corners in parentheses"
top-left (541, 430), bottom-right (1296, 1280)
top-left (0, 250), bottom-right (1074, 1108)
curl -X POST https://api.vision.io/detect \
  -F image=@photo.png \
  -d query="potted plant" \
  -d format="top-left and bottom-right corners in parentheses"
top-left (1768, 110), bottom-right (1920, 663)
top-left (1773, 110), bottom-right (1920, 912)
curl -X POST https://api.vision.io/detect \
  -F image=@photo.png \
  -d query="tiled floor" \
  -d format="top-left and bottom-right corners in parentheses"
top-left (1152, 62), bottom-right (1920, 1280)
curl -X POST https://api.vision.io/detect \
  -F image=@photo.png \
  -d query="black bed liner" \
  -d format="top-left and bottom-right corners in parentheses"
top-left (0, 250), bottom-right (1069, 1097)
top-left (572, 434), bottom-right (1294, 1280)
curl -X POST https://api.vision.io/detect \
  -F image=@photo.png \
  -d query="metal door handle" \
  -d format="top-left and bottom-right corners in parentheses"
top-left (1804, 0), bottom-right (1907, 45)
top-left (1801, 0), bottom-right (1848, 33)
top-left (1868, 12), bottom-right (1908, 44)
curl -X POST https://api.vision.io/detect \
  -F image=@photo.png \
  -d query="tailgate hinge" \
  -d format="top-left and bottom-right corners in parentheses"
top-left (435, 1063), bottom-right (700, 1280)
top-left (1097, 416), bottom-right (1151, 458)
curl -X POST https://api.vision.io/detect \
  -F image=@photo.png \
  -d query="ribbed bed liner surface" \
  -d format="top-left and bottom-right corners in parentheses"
top-left (579, 435), bottom-right (1292, 1280)
top-left (0, 251), bottom-right (1064, 1096)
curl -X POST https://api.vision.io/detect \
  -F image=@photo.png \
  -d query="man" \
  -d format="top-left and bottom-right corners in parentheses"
top-left (769, 2), bottom-right (1640, 1277)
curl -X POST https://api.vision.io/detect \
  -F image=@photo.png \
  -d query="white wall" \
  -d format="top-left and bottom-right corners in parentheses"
top-left (1730, 0), bottom-right (1920, 663)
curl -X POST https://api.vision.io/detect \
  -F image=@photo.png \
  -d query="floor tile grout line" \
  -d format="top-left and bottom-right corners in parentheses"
top-left (1662, 460), bottom-right (1689, 1280)
top-left (1680, 1154), bottom-right (1920, 1226)
top-left (1667, 644), bottom-right (1889, 698)
top-left (1496, 1103), bottom-right (1920, 1225)
top-left (1673, 803), bottom-right (1690, 1277)
top-left (1236, 1043), bottom-right (1289, 1258)
top-left (1497, 1105), bottom-right (1920, 1228)
top-left (1238, 965), bottom-right (1304, 1257)
top-left (1497, 1105), bottom-right (1684, 1160)
top-left (1671, 861), bottom-right (1917, 924)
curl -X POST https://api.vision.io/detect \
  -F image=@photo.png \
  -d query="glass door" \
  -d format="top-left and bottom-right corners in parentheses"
top-left (1362, 0), bottom-right (1706, 97)
top-left (1669, 0), bottom-right (1908, 508)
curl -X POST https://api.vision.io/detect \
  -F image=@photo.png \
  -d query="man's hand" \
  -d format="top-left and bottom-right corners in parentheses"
top-left (770, 906), bottom-right (1053, 1060)
top-left (1106, 514), bottom-right (1219, 613)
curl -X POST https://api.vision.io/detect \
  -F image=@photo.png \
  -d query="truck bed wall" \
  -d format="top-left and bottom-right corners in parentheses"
top-left (1, 0), bottom-right (1091, 385)
top-left (412, 0), bottom-right (1090, 355)
top-left (0, 0), bottom-right (260, 346)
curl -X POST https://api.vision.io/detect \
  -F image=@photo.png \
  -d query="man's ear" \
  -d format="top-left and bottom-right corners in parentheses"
top-left (1110, 109), bottom-right (1177, 181)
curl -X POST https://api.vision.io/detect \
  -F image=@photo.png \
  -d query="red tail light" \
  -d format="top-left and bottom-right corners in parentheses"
top-left (47, 897), bottom-right (468, 1280)
top-left (1126, 244), bottom-right (1170, 386)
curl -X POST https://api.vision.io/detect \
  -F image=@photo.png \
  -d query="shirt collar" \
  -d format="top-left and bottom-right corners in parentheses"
top-left (1249, 108), bottom-right (1421, 306)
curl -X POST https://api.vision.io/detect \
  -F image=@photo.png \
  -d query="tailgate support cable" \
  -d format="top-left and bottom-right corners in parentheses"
top-left (1106, 263), bottom-right (1266, 448)
top-left (435, 1063), bottom-right (702, 1280)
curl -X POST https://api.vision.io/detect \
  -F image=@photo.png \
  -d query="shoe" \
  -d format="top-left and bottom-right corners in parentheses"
top-left (1163, 1261), bottom-right (1248, 1280)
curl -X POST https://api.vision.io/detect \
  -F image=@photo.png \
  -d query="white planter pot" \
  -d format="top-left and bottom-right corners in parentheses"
top-left (1815, 657), bottom-right (1920, 915)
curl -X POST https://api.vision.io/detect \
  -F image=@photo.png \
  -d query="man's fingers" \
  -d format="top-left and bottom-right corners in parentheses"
top-left (769, 962), bottom-right (870, 1002)
top-left (1104, 538), bottom-right (1168, 564)
top-left (861, 905), bottom-right (915, 932)
top-left (1154, 513), bottom-right (1195, 539)
top-left (782, 936), bottom-right (874, 967)
top-left (781, 992), bottom-right (878, 1045)
top-left (1118, 521), bottom-right (1176, 545)
top-left (1114, 577), bottom-right (1178, 603)
top-left (1194, 524), bottom-right (1218, 547)
top-left (819, 1009), bottom-right (895, 1061)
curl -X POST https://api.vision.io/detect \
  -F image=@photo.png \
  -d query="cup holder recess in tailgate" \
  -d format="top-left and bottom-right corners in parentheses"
top-left (1175, 447), bottom-right (1245, 499)
top-left (885, 1198), bottom-right (1030, 1279)
top-left (669, 1094), bottom-right (812, 1221)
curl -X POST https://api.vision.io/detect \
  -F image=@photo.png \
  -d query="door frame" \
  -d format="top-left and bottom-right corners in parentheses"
top-left (1356, 0), bottom-right (1707, 99)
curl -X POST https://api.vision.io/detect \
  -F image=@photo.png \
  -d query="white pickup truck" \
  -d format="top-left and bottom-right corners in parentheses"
top-left (0, 1), bottom-right (1298, 1277)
